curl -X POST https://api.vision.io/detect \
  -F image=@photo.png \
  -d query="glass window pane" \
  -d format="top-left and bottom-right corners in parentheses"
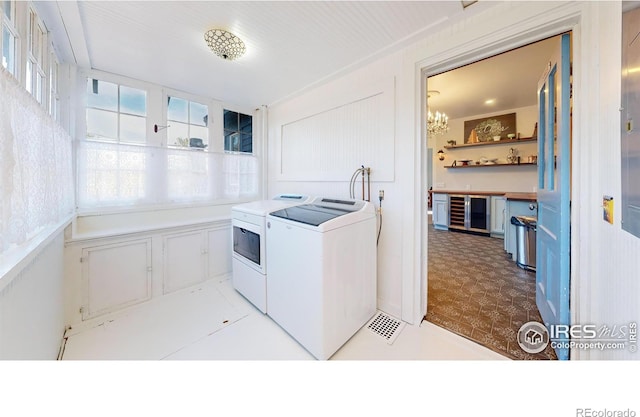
top-left (190, 101), bottom-right (208, 126)
top-left (240, 133), bottom-right (252, 153)
top-left (87, 79), bottom-right (118, 111)
top-left (120, 114), bottom-right (146, 143)
top-left (86, 108), bottom-right (118, 141)
top-left (26, 61), bottom-right (32, 93)
top-left (120, 85), bottom-right (146, 116)
top-left (225, 132), bottom-right (239, 152)
top-left (167, 96), bottom-right (188, 123)
top-left (2, 26), bottom-right (15, 75)
top-left (168, 122), bottom-right (189, 147)
top-left (3, 1), bottom-right (13, 20)
top-left (190, 125), bottom-right (209, 148)
top-left (224, 110), bottom-right (238, 131)
top-left (239, 113), bottom-right (252, 133)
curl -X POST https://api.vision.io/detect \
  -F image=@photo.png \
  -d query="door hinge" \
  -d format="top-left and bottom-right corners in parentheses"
top-left (79, 306), bottom-right (84, 314)
top-left (80, 256), bottom-right (86, 263)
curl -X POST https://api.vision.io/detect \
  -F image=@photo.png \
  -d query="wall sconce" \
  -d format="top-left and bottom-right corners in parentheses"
top-left (437, 149), bottom-right (445, 161)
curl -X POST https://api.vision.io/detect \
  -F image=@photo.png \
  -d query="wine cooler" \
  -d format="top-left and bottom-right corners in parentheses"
top-left (448, 194), bottom-right (491, 234)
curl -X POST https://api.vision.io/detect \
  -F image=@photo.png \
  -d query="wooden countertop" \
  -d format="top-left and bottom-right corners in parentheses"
top-left (431, 190), bottom-right (537, 201)
top-left (503, 192), bottom-right (537, 201)
top-left (431, 190), bottom-right (507, 196)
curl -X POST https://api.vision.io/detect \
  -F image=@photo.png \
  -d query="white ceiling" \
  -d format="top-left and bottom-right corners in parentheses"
top-left (427, 35), bottom-right (561, 120)
top-left (37, 1), bottom-right (559, 117)
top-left (38, 1), bottom-right (495, 109)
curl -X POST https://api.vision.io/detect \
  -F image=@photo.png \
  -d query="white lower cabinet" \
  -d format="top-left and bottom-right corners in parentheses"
top-left (163, 230), bottom-right (207, 294)
top-left (81, 238), bottom-right (152, 320)
top-left (432, 193), bottom-right (449, 230)
top-left (490, 196), bottom-right (506, 237)
top-left (162, 226), bottom-right (233, 294)
top-left (68, 220), bottom-right (232, 323)
top-left (207, 227), bottom-right (232, 278)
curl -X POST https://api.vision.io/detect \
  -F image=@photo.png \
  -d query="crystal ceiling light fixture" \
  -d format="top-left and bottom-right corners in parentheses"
top-left (204, 29), bottom-right (246, 61)
top-left (427, 90), bottom-right (449, 136)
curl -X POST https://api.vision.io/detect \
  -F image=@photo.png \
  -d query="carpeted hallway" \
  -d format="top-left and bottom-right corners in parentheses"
top-left (426, 224), bottom-right (557, 360)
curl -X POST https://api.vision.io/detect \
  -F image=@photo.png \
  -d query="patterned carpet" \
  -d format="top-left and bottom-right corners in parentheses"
top-left (426, 224), bottom-right (557, 360)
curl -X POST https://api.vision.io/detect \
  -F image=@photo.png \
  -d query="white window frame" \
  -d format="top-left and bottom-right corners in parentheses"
top-left (223, 107), bottom-right (255, 155)
top-left (1, 0), bottom-right (20, 78)
top-left (26, 6), bottom-right (46, 104)
top-left (166, 94), bottom-right (211, 150)
top-left (85, 76), bottom-right (149, 145)
top-left (48, 46), bottom-right (59, 119)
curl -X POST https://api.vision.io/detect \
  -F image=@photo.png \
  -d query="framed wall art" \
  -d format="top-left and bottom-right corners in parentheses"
top-left (464, 112), bottom-right (517, 143)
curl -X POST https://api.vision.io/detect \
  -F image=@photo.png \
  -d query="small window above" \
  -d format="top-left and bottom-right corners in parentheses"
top-left (224, 110), bottom-right (252, 153)
top-left (86, 78), bottom-right (148, 144)
top-left (167, 96), bottom-right (209, 149)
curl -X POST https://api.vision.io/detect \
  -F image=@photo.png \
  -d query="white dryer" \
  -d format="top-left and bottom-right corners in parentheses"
top-left (231, 194), bottom-right (311, 313)
top-left (266, 197), bottom-right (377, 359)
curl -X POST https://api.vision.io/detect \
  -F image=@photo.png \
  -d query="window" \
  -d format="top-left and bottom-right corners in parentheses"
top-left (224, 110), bottom-right (252, 153)
top-left (1, 0), bottom-right (18, 77)
top-left (167, 96), bottom-right (209, 149)
top-left (27, 8), bottom-right (46, 104)
top-left (86, 78), bottom-right (147, 144)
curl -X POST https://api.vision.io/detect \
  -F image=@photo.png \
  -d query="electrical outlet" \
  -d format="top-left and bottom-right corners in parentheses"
top-left (436, 182), bottom-right (445, 188)
top-left (379, 190), bottom-right (384, 200)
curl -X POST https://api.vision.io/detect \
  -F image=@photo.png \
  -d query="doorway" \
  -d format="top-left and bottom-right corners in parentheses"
top-left (423, 35), bottom-right (570, 360)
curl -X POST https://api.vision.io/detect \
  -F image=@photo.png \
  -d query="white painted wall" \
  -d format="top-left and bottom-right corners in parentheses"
top-left (268, 59), bottom-right (405, 318)
top-left (268, 0), bottom-right (640, 360)
top-left (0, 232), bottom-right (65, 359)
top-left (432, 105), bottom-right (539, 192)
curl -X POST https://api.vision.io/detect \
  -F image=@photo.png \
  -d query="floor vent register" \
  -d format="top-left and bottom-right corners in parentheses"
top-left (366, 311), bottom-right (406, 345)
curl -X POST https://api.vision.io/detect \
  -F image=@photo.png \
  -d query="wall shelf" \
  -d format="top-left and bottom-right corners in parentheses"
top-left (445, 162), bottom-right (537, 169)
top-left (444, 137), bottom-right (536, 149)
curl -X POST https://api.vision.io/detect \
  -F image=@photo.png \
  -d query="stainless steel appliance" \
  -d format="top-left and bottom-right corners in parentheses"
top-left (448, 194), bottom-right (491, 234)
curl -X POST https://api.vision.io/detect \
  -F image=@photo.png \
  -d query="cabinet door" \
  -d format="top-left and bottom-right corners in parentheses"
top-left (163, 230), bottom-right (207, 294)
top-left (207, 225), bottom-right (232, 278)
top-left (82, 239), bottom-right (152, 320)
top-left (491, 197), bottom-right (506, 236)
top-left (432, 193), bottom-right (449, 229)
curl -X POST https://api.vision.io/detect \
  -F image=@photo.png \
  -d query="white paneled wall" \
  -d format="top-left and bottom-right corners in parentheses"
top-left (270, 68), bottom-right (404, 318)
top-left (0, 233), bottom-right (65, 359)
top-left (280, 90), bottom-right (394, 181)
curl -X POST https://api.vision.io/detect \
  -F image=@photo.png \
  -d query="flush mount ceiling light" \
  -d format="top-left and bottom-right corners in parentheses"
top-left (204, 29), bottom-right (246, 61)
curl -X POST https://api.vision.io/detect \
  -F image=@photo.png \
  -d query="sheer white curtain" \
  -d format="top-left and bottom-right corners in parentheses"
top-left (0, 68), bottom-right (74, 255)
top-left (76, 141), bottom-right (259, 209)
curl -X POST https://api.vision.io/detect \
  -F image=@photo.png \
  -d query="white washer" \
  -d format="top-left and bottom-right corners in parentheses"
top-left (266, 197), bottom-right (377, 359)
top-left (231, 194), bottom-right (311, 313)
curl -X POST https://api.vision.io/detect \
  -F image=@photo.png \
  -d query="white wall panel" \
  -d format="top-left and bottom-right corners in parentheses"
top-left (277, 78), bottom-right (395, 182)
top-left (270, 65), bottom-right (403, 318)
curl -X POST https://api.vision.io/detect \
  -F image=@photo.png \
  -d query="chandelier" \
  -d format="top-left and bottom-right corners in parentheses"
top-left (427, 110), bottom-right (449, 136)
top-left (204, 29), bottom-right (246, 61)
